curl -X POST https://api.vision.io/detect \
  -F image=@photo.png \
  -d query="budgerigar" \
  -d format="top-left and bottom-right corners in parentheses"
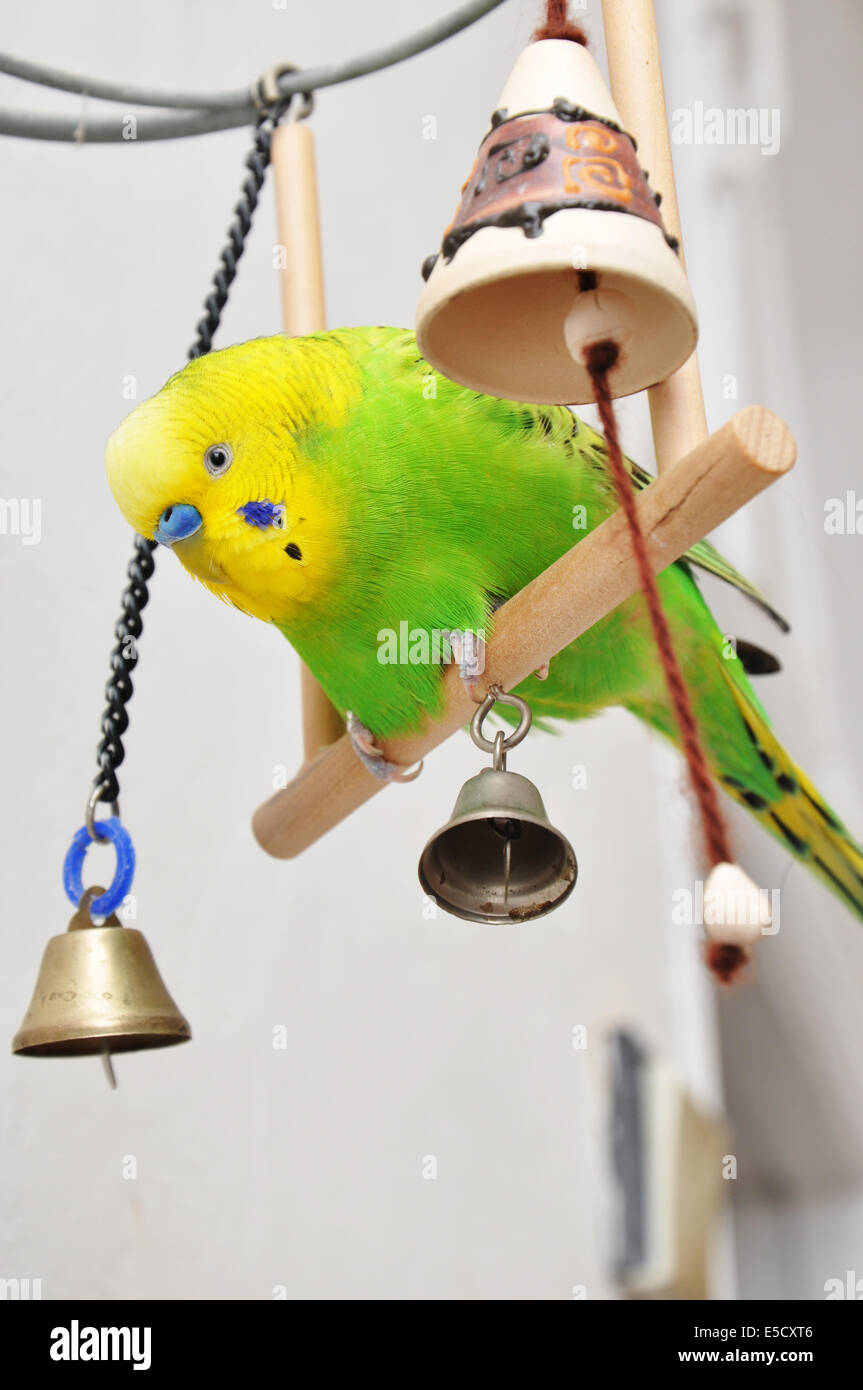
top-left (105, 327), bottom-right (863, 920)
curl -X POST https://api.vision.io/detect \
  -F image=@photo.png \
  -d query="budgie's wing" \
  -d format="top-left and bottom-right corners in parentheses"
top-left (336, 335), bottom-right (789, 634)
top-left (626, 458), bottom-right (790, 633)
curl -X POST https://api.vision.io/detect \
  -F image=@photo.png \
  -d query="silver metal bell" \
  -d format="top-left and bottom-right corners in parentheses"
top-left (418, 687), bottom-right (577, 923)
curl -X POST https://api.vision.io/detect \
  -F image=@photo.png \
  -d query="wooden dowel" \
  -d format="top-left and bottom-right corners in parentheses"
top-left (272, 123), bottom-right (326, 336)
top-left (271, 122), bottom-right (345, 757)
top-left (601, 0), bottom-right (708, 470)
top-left (601, 0), bottom-right (684, 253)
top-left (299, 661), bottom-right (345, 758)
top-left (253, 407), bottom-right (795, 858)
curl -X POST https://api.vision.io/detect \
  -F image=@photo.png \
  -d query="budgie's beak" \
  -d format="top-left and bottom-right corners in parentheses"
top-left (154, 504), bottom-right (203, 547)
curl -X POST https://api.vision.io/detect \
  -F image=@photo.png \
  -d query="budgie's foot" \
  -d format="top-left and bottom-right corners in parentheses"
top-left (346, 712), bottom-right (423, 783)
top-left (445, 629), bottom-right (486, 704)
top-left (446, 626), bottom-right (548, 698)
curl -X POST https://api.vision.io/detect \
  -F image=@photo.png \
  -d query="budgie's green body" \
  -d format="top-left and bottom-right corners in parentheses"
top-left (106, 326), bottom-right (863, 919)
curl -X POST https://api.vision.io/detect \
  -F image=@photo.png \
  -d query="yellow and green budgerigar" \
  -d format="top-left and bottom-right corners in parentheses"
top-left (105, 326), bottom-right (863, 920)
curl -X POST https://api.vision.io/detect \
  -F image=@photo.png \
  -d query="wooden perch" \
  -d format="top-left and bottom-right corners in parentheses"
top-left (253, 408), bottom-right (795, 858)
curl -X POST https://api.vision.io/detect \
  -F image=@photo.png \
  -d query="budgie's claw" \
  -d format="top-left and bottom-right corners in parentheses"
top-left (346, 712), bottom-right (423, 783)
top-left (445, 629), bottom-right (486, 704)
top-left (535, 662), bottom-right (550, 681)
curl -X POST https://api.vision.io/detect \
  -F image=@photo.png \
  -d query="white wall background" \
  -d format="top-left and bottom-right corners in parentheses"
top-left (1, 0), bottom-right (862, 1301)
top-left (661, 0), bottom-right (863, 1299)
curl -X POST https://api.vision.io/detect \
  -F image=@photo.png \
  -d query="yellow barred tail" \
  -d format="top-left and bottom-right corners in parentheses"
top-left (719, 667), bottom-right (863, 921)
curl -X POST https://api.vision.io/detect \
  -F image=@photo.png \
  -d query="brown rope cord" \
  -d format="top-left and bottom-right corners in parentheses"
top-left (532, 0), bottom-right (588, 45)
top-left (584, 340), bottom-right (747, 984)
top-left (529, 0), bottom-right (746, 982)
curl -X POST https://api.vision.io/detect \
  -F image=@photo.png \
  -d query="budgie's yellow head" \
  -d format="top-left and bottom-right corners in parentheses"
top-left (106, 336), bottom-right (359, 622)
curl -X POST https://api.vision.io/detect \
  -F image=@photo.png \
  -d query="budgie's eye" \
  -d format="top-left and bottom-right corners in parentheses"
top-left (204, 443), bottom-right (233, 476)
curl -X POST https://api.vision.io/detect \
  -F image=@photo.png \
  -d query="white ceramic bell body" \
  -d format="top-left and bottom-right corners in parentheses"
top-left (416, 40), bottom-right (698, 404)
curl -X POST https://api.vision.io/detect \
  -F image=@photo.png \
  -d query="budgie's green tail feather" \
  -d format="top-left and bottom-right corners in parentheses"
top-left (713, 665), bottom-right (863, 920)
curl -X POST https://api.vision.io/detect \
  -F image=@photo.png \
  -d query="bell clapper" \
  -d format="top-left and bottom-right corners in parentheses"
top-left (101, 1046), bottom-right (118, 1091)
top-left (488, 730), bottom-right (516, 904)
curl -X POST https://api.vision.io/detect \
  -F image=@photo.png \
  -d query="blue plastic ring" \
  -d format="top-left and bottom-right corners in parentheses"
top-left (62, 816), bottom-right (136, 917)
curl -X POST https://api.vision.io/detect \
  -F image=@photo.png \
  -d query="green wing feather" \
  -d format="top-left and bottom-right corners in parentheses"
top-left (510, 398), bottom-right (789, 632)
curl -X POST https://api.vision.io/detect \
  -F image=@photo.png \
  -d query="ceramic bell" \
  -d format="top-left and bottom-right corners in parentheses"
top-left (416, 39), bottom-right (698, 404)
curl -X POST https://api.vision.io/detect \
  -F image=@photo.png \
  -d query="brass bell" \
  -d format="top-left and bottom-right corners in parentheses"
top-left (12, 887), bottom-right (191, 1057)
top-left (418, 688), bottom-right (577, 923)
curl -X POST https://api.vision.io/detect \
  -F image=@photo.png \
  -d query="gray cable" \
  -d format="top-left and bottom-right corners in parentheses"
top-left (0, 106), bottom-right (257, 142)
top-left (0, 0), bottom-right (508, 141)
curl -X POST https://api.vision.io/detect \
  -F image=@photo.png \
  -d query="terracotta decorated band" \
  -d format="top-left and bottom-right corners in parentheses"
top-left (425, 101), bottom-right (677, 280)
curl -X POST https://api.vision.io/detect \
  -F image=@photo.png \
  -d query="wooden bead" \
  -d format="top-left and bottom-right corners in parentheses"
top-left (702, 863), bottom-right (771, 947)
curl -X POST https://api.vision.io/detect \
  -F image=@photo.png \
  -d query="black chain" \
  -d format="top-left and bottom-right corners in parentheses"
top-left (92, 106), bottom-right (286, 807)
top-left (188, 106), bottom-right (286, 359)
